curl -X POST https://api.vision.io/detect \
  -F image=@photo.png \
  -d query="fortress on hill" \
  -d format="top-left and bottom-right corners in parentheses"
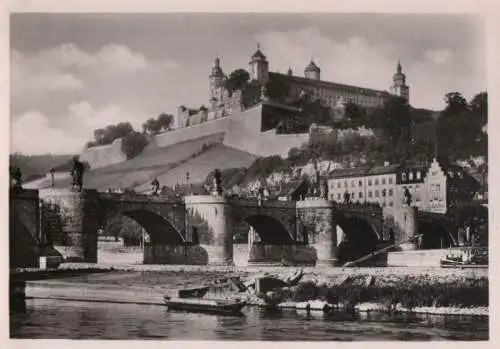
top-left (174, 45), bottom-right (410, 129)
top-left (80, 45), bottom-right (411, 170)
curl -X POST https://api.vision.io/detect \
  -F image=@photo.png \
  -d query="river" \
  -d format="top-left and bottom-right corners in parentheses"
top-left (10, 299), bottom-right (488, 341)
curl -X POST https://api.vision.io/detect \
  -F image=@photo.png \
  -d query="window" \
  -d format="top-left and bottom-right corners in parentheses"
top-left (388, 188), bottom-right (393, 196)
top-left (401, 173), bottom-right (407, 181)
top-left (368, 191), bottom-right (373, 198)
top-left (359, 192), bottom-right (363, 199)
top-left (359, 180), bottom-right (363, 187)
top-left (382, 178), bottom-right (386, 185)
top-left (389, 201), bottom-right (394, 207)
top-left (415, 185), bottom-right (420, 191)
top-left (337, 193), bottom-right (341, 201)
top-left (352, 192), bottom-right (356, 199)
top-left (375, 190), bottom-right (380, 198)
top-left (389, 177), bottom-right (393, 184)
top-left (337, 182), bottom-right (341, 189)
top-left (409, 172), bottom-right (413, 180)
top-left (351, 180), bottom-right (355, 187)
top-left (368, 179), bottom-right (373, 186)
top-left (416, 171), bottom-right (421, 180)
top-left (344, 181), bottom-right (348, 188)
top-left (375, 179), bottom-right (379, 186)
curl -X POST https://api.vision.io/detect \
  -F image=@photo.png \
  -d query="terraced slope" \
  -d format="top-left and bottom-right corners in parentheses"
top-left (134, 144), bottom-right (257, 192)
top-left (31, 134), bottom-right (225, 191)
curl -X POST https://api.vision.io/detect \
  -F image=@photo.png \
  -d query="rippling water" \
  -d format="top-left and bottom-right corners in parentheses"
top-left (10, 299), bottom-right (488, 341)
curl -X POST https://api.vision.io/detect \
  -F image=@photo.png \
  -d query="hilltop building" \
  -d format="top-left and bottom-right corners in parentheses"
top-left (173, 45), bottom-right (410, 130)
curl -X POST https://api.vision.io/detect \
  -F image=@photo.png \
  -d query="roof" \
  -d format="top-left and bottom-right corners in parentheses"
top-left (251, 49), bottom-right (266, 60)
top-left (328, 167), bottom-right (371, 179)
top-left (368, 164), bottom-right (401, 175)
top-left (305, 60), bottom-right (320, 72)
top-left (269, 72), bottom-right (391, 97)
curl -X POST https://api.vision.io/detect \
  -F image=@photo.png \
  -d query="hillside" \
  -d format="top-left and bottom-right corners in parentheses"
top-left (10, 154), bottom-right (75, 181)
top-left (30, 133), bottom-right (250, 191)
top-left (134, 144), bottom-right (258, 192)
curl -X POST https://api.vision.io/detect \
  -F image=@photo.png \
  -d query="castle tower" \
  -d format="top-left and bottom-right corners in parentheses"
top-left (390, 60), bottom-right (410, 102)
top-left (209, 56), bottom-right (226, 108)
top-left (304, 60), bottom-right (321, 80)
top-left (249, 44), bottom-right (269, 85)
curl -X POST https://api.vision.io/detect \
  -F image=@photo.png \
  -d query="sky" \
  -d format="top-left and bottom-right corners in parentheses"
top-left (10, 13), bottom-right (486, 155)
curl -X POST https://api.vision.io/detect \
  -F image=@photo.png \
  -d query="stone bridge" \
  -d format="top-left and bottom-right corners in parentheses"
top-left (10, 188), bottom-right (457, 267)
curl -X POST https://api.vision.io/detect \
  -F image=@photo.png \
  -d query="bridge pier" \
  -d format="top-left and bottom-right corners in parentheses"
top-left (185, 195), bottom-right (234, 266)
top-left (383, 206), bottom-right (418, 250)
top-left (40, 189), bottom-right (100, 263)
top-left (297, 199), bottom-right (338, 267)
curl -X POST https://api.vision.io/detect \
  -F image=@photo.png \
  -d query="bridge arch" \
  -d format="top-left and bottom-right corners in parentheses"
top-left (103, 209), bottom-right (185, 246)
top-left (243, 214), bottom-right (295, 244)
top-left (417, 220), bottom-right (456, 249)
top-left (336, 216), bottom-right (380, 263)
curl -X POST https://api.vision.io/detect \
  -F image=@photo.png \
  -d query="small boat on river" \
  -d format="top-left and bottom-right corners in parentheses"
top-left (164, 296), bottom-right (247, 315)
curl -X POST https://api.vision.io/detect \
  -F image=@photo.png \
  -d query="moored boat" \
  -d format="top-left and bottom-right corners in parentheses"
top-left (164, 296), bottom-right (247, 315)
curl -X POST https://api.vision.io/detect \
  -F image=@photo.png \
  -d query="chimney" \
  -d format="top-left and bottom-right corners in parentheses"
top-left (384, 161), bottom-right (390, 167)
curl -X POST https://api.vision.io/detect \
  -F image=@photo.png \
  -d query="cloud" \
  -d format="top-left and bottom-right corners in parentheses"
top-left (10, 111), bottom-right (86, 155)
top-left (425, 49), bottom-right (454, 65)
top-left (11, 102), bottom-right (146, 155)
top-left (65, 101), bottom-right (145, 134)
top-left (255, 27), bottom-right (485, 109)
top-left (11, 43), bottom-right (180, 105)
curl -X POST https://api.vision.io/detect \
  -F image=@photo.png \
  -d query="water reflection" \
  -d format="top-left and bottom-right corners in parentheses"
top-left (10, 299), bottom-right (488, 341)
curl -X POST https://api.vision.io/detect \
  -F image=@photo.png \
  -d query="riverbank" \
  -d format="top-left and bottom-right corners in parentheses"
top-left (14, 266), bottom-right (488, 317)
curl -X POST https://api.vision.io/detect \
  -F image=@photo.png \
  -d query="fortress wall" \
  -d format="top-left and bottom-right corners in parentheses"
top-left (79, 138), bottom-right (127, 170)
top-left (258, 130), bottom-right (310, 158)
top-left (222, 105), bottom-right (264, 155)
top-left (154, 116), bottom-right (233, 148)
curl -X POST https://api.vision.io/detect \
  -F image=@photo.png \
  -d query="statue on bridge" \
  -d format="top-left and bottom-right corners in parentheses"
top-left (9, 166), bottom-right (23, 190)
top-left (70, 157), bottom-right (85, 192)
top-left (320, 179), bottom-right (328, 200)
top-left (211, 169), bottom-right (223, 196)
top-left (403, 187), bottom-right (412, 206)
top-left (151, 177), bottom-right (160, 195)
top-left (343, 190), bottom-right (351, 204)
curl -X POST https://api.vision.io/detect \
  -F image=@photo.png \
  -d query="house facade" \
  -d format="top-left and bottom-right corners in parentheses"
top-left (328, 158), bottom-right (479, 214)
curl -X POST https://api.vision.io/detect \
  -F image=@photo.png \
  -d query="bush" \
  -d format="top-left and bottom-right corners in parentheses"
top-left (121, 132), bottom-right (149, 160)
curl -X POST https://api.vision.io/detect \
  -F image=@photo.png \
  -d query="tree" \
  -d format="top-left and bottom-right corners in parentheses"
top-left (93, 122), bottom-right (134, 145)
top-left (225, 69), bottom-right (250, 94)
top-left (121, 132), bottom-right (149, 160)
top-left (142, 113), bottom-right (174, 135)
top-left (142, 118), bottom-right (161, 135)
top-left (436, 91), bottom-right (487, 161)
top-left (442, 92), bottom-right (468, 119)
top-left (157, 113), bottom-right (174, 131)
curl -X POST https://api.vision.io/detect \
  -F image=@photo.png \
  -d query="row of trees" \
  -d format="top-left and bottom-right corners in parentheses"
top-left (86, 113), bottom-right (174, 160)
top-left (142, 113), bottom-right (174, 135)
